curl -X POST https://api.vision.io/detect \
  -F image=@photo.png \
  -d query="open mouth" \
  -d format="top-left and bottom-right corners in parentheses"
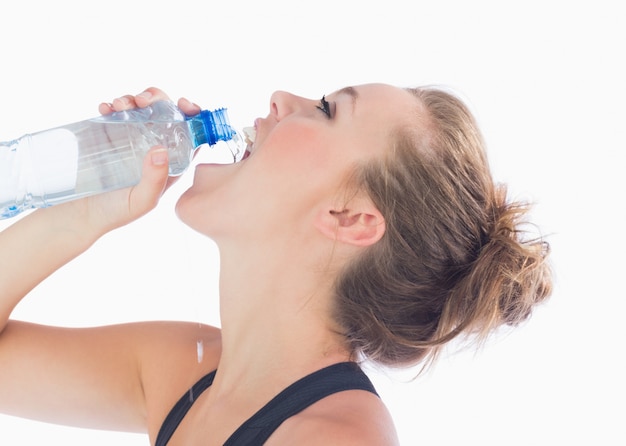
top-left (241, 126), bottom-right (257, 160)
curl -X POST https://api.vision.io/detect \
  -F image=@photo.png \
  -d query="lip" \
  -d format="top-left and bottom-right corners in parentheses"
top-left (254, 117), bottom-right (264, 134)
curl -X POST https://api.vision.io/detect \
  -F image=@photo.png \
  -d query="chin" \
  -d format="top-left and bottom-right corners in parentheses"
top-left (175, 161), bottom-right (247, 237)
top-left (175, 163), bottom-right (221, 218)
top-left (175, 187), bottom-right (201, 228)
top-left (174, 183), bottom-right (225, 238)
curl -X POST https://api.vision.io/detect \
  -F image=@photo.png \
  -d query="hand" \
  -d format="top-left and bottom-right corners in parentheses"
top-left (98, 87), bottom-right (201, 119)
top-left (99, 87), bottom-right (203, 195)
top-left (62, 88), bottom-right (202, 234)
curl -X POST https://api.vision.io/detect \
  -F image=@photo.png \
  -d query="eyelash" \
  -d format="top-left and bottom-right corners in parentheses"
top-left (316, 95), bottom-right (332, 119)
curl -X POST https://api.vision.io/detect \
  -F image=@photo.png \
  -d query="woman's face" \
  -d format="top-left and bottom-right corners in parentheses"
top-left (176, 83), bottom-right (418, 240)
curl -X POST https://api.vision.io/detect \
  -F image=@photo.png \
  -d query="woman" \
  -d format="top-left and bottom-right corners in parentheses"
top-left (0, 84), bottom-right (552, 445)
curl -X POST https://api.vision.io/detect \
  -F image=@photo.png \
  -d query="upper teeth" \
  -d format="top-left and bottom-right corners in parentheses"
top-left (243, 126), bottom-right (256, 145)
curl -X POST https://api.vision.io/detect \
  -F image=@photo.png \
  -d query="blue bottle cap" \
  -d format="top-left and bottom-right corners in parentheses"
top-left (187, 108), bottom-right (236, 147)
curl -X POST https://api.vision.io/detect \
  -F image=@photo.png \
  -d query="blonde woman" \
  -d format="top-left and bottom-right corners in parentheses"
top-left (0, 84), bottom-right (551, 445)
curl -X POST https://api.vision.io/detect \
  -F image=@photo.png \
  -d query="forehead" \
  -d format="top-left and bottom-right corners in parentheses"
top-left (325, 84), bottom-right (421, 165)
top-left (336, 83), bottom-right (419, 123)
top-left (332, 83), bottom-right (420, 140)
top-left (338, 83), bottom-right (417, 107)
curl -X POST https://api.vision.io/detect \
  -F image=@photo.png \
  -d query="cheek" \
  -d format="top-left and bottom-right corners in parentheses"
top-left (263, 123), bottom-right (333, 170)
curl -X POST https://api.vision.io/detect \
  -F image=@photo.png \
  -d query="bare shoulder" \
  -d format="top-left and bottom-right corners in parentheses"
top-left (129, 321), bottom-right (222, 435)
top-left (0, 319), bottom-right (222, 433)
top-left (268, 389), bottom-right (400, 446)
top-left (128, 320), bottom-right (222, 363)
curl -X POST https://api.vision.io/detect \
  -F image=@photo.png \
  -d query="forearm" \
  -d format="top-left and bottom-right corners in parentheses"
top-left (0, 204), bottom-right (104, 329)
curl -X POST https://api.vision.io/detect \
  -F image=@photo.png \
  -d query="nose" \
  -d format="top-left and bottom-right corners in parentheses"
top-left (270, 91), bottom-right (304, 121)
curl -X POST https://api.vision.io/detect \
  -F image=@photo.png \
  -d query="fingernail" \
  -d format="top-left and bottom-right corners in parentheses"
top-left (151, 148), bottom-right (168, 166)
top-left (181, 97), bottom-right (200, 110)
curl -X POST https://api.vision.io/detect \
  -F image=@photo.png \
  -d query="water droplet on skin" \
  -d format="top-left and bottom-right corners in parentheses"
top-left (197, 339), bottom-right (204, 363)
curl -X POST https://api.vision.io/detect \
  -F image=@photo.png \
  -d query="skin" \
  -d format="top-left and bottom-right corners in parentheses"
top-left (0, 84), bottom-right (419, 445)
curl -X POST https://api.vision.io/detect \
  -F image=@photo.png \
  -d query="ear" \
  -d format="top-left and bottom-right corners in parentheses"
top-left (315, 197), bottom-right (386, 247)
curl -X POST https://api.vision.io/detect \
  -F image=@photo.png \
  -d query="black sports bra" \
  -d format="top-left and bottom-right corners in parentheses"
top-left (155, 362), bottom-right (378, 445)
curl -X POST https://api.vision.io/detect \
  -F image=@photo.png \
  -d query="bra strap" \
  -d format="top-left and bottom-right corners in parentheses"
top-left (224, 362), bottom-right (378, 445)
top-left (154, 370), bottom-right (216, 446)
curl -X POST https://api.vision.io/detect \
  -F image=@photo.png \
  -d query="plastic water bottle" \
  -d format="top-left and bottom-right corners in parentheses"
top-left (0, 101), bottom-right (244, 219)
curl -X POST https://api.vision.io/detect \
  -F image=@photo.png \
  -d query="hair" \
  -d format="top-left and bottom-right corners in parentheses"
top-left (333, 86), bottom-right (552, 369)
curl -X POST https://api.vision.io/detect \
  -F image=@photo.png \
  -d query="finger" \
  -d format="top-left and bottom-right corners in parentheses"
top-left (111, 95), bottom-right (138, 111)
top-left (134, 87), bottom-right (171, 108)
top-left (177, 97), bottom-right (201, 116)
top-left (98, 102), bottom-right (115, 115)
top-left (100, 87), bottom-right (173, 116)
top-left (127, 146), bottom-right (170, 217)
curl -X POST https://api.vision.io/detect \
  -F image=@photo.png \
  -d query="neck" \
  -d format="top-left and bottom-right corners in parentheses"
top-left (210, 235), bottom-right (353, 397)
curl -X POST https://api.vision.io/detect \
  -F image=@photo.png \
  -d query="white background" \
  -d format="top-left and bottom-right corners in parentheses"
top-left (0, 1), bottom-right (624, 444)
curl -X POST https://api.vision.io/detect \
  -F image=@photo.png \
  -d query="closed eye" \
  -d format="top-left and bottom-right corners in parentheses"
top-left (316, 95), bottom-right (332, 119)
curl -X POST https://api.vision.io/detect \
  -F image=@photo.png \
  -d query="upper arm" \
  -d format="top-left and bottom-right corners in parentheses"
top-left (0, 320), bottom-right (221, 434)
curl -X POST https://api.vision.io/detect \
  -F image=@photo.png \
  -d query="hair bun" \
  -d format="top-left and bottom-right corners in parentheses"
top-left (466, 185), bottom-right (552, 330)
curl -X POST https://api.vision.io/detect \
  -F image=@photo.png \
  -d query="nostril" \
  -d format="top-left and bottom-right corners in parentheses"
top-left (270, 91), bottom-right (292, 121)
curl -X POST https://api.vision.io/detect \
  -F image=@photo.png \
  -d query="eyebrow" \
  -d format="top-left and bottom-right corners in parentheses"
top-left (336, 86), bottom-right (358, 114)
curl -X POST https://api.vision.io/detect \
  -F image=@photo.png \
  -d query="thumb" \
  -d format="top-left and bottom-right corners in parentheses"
top-left (127, 146), bottom-right (170, 217)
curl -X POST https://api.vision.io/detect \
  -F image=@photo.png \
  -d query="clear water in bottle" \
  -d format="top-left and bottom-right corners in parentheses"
top-left (0, 101), bottom-right (242, 219)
